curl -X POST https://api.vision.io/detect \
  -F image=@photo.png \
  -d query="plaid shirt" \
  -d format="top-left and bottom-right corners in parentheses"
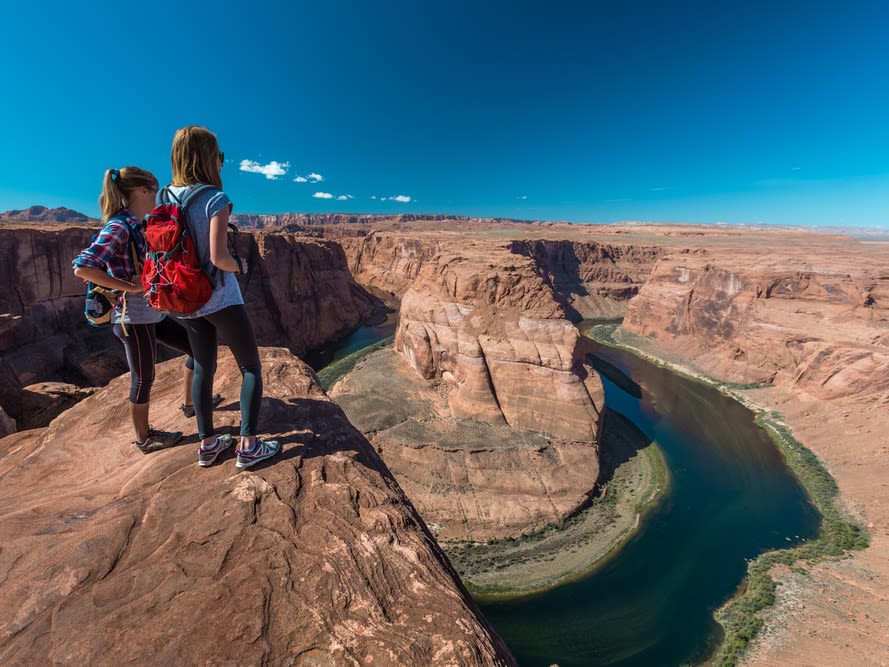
top-left (72, 209), bottom-right (144, 281)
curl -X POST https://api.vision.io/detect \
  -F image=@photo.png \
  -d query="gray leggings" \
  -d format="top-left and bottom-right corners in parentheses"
top-left (181, 304), bottom-right (261, 439)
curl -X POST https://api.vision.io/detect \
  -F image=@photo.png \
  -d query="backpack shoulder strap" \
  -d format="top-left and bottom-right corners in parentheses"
top-left (156, 184), bottom-right (215, 208)
top-left (180, 184), bottom-right (216, 208)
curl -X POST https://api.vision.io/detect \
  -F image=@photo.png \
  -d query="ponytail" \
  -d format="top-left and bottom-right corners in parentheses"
top-left (98, 166), bottom-right (159, 220)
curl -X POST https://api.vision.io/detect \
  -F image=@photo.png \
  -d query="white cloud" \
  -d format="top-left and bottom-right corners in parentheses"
top-left (391, 195), bottom-right (411, 203)
top-left (518, 195), bottom-right (528, 200)
top-left (336, 194), bottom-right (354, 201)
top-left (294, 175), bottom-right (308, 183)
top-left (370, 195), bottom-right (377, 199)
top-left (313, 192), bottom-right (334, 199)
top-left (308, 172), bottom-right (324, 183)
top-left (239, 159), bottom-right (290, 180)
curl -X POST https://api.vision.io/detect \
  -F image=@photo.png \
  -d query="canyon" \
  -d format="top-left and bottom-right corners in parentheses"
top-left (1, 214), bottom-right (888, 665)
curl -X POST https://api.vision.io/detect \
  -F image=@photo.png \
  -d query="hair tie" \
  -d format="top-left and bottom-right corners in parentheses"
top-left (110, 168), bottom-right (120, 183)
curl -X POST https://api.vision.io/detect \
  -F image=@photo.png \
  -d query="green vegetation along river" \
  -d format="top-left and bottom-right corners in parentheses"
top-left (476, 333), bottom-right (821, 666)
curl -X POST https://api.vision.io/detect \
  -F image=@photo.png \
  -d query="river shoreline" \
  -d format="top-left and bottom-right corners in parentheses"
top-left (446, 413), bottom-right (669, 600)
top-left (583, 323), bottom-right (872, 665)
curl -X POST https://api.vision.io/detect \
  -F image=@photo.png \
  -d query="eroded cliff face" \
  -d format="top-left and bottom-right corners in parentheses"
top-left (337, 232), bottom-right (444, 297)
top-left (233, 231), bottom-right (382, 354)
top-left (0, 224), bottom-right (124, 426)
top-left (394, 243), bottom-right (604, 443)
top-left (0, 224), bottom-right (381, 432)
top-left (0, 348), bottom-right (515, 665)
top-left (509, 239), bottom-right (664, 319)
top-left (622, 243), bottom-right (889, 404)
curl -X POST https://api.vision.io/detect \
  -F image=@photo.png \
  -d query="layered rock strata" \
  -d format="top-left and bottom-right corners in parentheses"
top-left (622, 241), bottom-right (889, 404)
top-left (0, 348), bottom-right (515, 666)
top-left (508, 239), bottom-right (663, 319)
top-left (0, 225), bottom-right (381, 431)
top-left (331, 348), bottom-right (599, 542)
top-left (611, 229), bottom-right (889, 665)
top-left (395, 244), bottom-right (605, 443)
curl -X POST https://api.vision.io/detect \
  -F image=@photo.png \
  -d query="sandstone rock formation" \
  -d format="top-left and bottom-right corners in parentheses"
top-left (605, 227), bottom-right (889, 666)
top-left (0, 223), bottom-right (384, 431)
top-left (231, 231), bottom-right (384, 354)
top-left (0, 348), bottom-right (515, 666)
top-left (621, 237), bottom-right (889, 404)
top-left (508, 239), bottom-right (664, 319)
top-left (331, 348), bottom-right (600, 542)
top-left (395, 243), bottom-right (605, 443)
top-left (0, 406), bottom-right (13, 438)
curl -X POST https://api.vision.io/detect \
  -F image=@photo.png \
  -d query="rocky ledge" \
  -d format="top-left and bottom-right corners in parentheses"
top-left (0, 347), bottom-right (514, 666)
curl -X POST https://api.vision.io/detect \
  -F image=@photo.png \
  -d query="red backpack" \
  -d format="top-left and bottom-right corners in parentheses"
top-left (141, 185), bottom-right (215, 315)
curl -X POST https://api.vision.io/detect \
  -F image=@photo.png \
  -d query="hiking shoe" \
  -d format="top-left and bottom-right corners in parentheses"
top-left (198, 433), bottom-right (234, 467)
top-left (180, 393), bottom-right (224, 418)
top-left (134, 428), bottom-right (183, 454)
top-left (235, 438), bottom-right (281, 469)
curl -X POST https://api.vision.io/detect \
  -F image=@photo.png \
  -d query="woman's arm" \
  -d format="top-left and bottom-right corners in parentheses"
top-left (208, 206), bottom-right (244, 273)
top-left (73, 266), bottom-right (141, 292)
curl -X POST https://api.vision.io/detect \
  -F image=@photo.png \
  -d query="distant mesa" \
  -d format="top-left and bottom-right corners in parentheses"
top-left (0, 205), bottom-right (92, 223)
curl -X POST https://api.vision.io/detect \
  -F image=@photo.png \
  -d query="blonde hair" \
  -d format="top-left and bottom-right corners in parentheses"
top-left (99, 166), bottom-right (158, 220)
top-left (170, 125), bottom-right (223, 189)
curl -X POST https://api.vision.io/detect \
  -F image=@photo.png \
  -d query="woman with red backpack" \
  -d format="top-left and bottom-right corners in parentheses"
top-left (72, 167), bottom-right (218, 453)
top-left (161, 126), bottom-right (280, 469)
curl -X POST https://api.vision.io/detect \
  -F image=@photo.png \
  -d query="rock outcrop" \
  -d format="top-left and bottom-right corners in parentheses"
top-left (0, 225), bottom-right (384, 431)
top-left (621, 238), bottom-right (889, 404)
top-left (508, 239), bottom-right (664, 319)
top-left (395, 243), bottom-right (604, 443)
top-left (0, 347), bottom-right (515, 666)
top-left (331, 348), bottom-right (601, 542)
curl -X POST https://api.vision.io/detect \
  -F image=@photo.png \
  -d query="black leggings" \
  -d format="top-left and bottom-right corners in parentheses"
top-left (181, 304), bottom-right (261, 439)
top-left (113, 317), bottom-right (194, 404)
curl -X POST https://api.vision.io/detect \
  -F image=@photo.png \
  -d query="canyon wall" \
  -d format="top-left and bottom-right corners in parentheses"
top-left (231, 212), bottom-right (535, 229)
top-left (394, 241), bottom-right (605, 443)
top-left (622, 242), bottom-right (889, 404)
top-left (508, 239), bottom-right (664, 319)
top-left (0, 225), bottom-right (381, 431)
top-left (337, 232), bottom-right (443, 297)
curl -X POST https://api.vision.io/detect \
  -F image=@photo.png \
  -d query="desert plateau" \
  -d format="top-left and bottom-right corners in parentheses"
top-left (1, 212), bottom-right (887, 666)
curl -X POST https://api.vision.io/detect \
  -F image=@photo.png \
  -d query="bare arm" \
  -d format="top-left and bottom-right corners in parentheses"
top-left (208, 206), bottom-right (244, 273)
top-left (73, 266), bottom-right (141, 292)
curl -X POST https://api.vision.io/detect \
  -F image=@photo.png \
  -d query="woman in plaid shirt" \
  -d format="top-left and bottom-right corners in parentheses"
top-left (73, 166), bottom-right (217, 453)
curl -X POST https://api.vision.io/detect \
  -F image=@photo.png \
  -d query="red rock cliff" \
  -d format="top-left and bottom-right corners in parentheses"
top-left (622, 239), bottom-right (889, 403)
top-left (0, 224), bottom-right (382, 431)
top-left (0, 348), bottom-right (515, 665)
top-left (395, 240), bottom-right (605, 443)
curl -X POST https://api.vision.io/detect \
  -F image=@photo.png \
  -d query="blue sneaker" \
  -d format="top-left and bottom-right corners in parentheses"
top-left (198, 433), bottom-right (233, 467)
top-left (235, 438), bottom-right (281, 469)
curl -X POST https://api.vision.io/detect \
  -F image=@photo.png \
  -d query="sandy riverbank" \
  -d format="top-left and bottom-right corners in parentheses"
top-left (329, 345), bottom-right (669, 598)
top-left (446, 409), bottom-right (668, 599)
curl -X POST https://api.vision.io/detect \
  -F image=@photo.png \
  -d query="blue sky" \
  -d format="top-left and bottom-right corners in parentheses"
top-left (2, 0), bottom-right (888, 227)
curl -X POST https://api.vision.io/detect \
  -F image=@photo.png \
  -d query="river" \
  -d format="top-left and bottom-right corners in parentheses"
top-left (477, 335), bottom-right (821, 666)
top-left (316, 323), bottom-right (821, 666)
